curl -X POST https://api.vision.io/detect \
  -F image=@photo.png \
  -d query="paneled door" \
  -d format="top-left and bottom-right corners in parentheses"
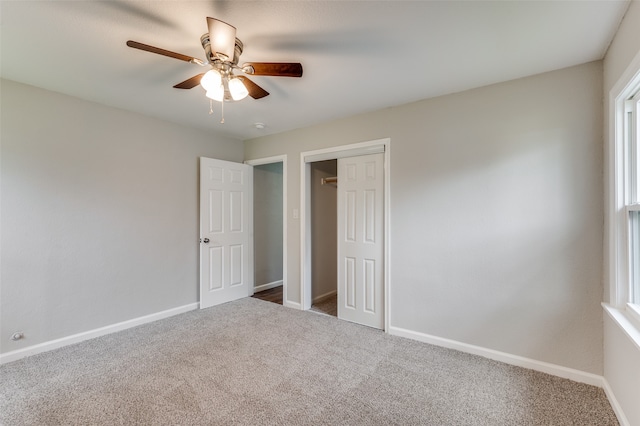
top-left (337, 153), bottom-right (384, 329)
top-left (200, 157), bottom-right (253, 309)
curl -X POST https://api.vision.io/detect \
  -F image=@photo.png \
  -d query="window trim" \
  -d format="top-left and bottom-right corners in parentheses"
top-left (628, 302), bottom-right (640, 325)
top-left (608, 49), bottom-right (640, 338)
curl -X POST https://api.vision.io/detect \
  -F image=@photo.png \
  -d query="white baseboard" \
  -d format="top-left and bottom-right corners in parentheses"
top-left (284, 299), bottom-right (302, 310)
top-left (254, 280), bottom-right (283, 293)
top-left (313, 290), bottom-right (337, 304)
top-left (602, 378), bottom-right (631, 426)
top-left (388, 325), bottom-right (604, 387)
top-left (0, 302), bottom-right (199, 365)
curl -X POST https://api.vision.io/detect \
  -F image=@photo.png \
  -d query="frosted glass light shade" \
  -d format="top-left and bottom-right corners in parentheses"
top-left (200, 69), bottom-right (222, 92)
top-left (228, 78), bottom-right (248, 100)
top-left (207, 17), bottom-right (236, 61)
top-left (205, 84), bottom-right (225, 102)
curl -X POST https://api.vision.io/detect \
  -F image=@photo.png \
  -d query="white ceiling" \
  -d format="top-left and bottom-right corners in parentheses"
top-left (0, 1), bottom-right (630, 141)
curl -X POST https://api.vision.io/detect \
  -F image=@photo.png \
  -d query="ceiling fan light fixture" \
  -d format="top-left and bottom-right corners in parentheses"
top-left (205, 89), bottom-right (224, 102)
top-left (207, 17), bottom-right (236, 61)
top-left (228, 77), bottom-right (249, 101)
top-left (205, 85), bottom-right (225, 102)
top-left (200, 69), bottom-right (222, 92)
top-left (126, 16), bottom-right (304, 110)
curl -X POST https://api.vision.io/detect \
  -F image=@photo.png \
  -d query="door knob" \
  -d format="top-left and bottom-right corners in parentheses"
top-left (203, 238), bottom-right (210, 243)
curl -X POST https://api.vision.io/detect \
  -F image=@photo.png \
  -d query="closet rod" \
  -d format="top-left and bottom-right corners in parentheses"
top-left (321, 176), bottom-right (338, 186)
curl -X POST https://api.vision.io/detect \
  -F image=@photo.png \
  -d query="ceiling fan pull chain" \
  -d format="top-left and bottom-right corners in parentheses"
top-left (208, 98), bottom-right (225, 124)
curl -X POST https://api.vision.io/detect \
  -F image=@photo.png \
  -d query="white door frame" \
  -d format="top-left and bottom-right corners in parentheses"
top-left (244, 155), bottom-right (290, 307)
top-left (300, 138), bottom-right (391, 331)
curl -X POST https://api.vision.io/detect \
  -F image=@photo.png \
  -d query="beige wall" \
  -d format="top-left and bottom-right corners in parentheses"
top-left (602, 1), bottom-right (640, 424)
top-left (0, 79), bottom-right (243, 353)
top-left (245, 62), bottom-right (604, 374)
top-left (603, 0), bottom-right (640, 95)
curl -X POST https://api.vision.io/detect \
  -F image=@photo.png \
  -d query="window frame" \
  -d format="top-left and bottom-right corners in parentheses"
top-left (609, 54), bottom-right (640, 334)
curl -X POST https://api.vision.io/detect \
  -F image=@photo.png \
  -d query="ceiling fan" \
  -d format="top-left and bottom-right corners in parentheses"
top-left (126, 17), bottom-right (303, 104)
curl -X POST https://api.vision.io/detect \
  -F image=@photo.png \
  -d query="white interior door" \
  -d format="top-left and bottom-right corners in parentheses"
top-left (200, 157), bottom-right (253, 309)
top-left (337, 153), bottom-right (384, 329)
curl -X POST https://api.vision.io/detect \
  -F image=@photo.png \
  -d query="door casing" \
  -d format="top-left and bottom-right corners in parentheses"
top-left (300, 138), bottom-right (391, 331)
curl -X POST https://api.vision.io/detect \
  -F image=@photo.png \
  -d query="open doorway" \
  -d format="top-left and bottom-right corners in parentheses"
top-left (245, 156), bottom-right (288, 306)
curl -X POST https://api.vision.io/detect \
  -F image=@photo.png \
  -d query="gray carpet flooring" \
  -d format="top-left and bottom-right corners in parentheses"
top-left (0, 298), bottom-right (618, 425)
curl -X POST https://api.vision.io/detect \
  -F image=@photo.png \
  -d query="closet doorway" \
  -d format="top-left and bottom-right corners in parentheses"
top-left (301, 139), bottom-right (390, 331)
top-left (309, 160), bottom-right (338, 316)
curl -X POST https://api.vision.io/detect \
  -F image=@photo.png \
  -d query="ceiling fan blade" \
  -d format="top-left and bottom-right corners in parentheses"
top-left (236, 76), bottom-right (269, 99)
top-left (126, 40), bottom-right (200, 63)
top-left (242, 62), bottom-right (303, 77)
top-left (207, 17), bottom-right (236, 61)
top-left (174, 73), bottom-right (205, 89)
